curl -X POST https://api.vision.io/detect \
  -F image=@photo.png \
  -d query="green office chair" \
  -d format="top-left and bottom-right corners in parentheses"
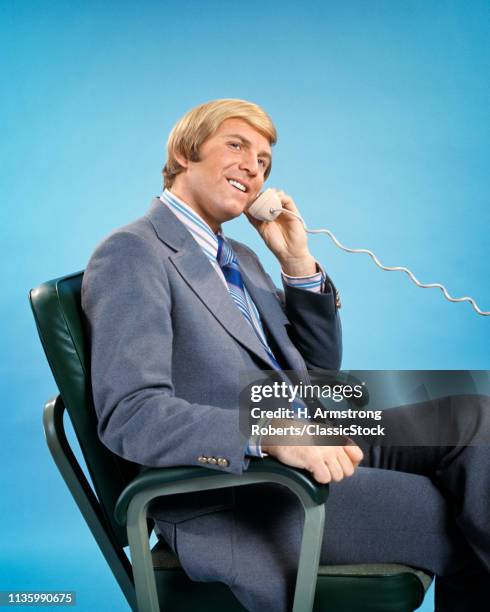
top-left (29, 271), bottom-right (432, 612)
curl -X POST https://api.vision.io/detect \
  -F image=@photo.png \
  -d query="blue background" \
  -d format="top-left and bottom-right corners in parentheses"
top-left (1, 1), bottom-right (489, 610)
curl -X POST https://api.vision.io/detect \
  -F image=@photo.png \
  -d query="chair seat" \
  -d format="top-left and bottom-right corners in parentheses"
top-left (318, 563), bottom-right (432, 591)
top-left (151, 539), bottom-right (432, 612)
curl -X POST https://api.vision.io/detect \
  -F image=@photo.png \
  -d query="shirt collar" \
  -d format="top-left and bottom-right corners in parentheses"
top-left (159, 189), bottom-right (221, 262)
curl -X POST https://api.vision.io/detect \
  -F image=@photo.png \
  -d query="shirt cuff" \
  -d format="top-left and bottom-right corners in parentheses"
top-left (246, 402), bottom-right (308, 459)
top-left (246, 439), bottom-right (268, 458)
top-left (281, 262), bottom-right (326, 293)
top-left (245, 414), bottom-right (271, 459)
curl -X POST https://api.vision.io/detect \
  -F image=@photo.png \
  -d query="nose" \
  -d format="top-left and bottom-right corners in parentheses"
top-left (238, 150), bottom-right (259, 176)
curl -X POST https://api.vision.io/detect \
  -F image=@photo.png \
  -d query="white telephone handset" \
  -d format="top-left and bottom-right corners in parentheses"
top-left (247, 189), bottom-right (489, 316)
top-left (248, 188), bottom-right (284, 221)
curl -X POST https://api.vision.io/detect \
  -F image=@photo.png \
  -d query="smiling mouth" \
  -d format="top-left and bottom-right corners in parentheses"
top-left (227, 178), bottom-right (247, 193)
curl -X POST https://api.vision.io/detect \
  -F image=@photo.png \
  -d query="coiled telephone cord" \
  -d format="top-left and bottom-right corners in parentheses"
top-left (280, 208), bottom-right (490, 317)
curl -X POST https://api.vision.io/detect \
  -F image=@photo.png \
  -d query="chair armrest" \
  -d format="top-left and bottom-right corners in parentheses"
top-left (115, 456), bottom-right (328, 526)
top-left (115, 457), bottom-right (328, 612)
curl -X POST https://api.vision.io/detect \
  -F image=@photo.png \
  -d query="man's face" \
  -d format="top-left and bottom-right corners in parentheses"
top-left (171, 118), bottom-right (272, 232)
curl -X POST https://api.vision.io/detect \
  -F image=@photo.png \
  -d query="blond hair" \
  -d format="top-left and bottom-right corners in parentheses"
top-left (163, 99), bottom-right (277, 188)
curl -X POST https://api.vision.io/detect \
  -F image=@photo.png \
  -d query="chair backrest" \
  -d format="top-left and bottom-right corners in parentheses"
top-left (29, 272), bottom-right (140, 548)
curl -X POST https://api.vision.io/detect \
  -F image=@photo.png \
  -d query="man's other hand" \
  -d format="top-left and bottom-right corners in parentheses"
top-left (261, 442), bottom-right (364, 484)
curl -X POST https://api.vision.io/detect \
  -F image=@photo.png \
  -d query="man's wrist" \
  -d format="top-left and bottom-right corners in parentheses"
top-left (279, 254), bottom-right (317, 277)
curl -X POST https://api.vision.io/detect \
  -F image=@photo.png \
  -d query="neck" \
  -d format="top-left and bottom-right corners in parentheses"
top-left (167, 187), bottom-right (221, 234)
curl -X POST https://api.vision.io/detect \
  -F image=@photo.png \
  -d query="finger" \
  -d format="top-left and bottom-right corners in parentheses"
top-left (336, 448), bottom-right (356, 478)
top-left (344, 443), bottom-right (364, 463)
top-left (274, 190), bottom-right (300, 215)
top-left (310, 463), bottom-right (331, 484)
top-left (343, 444), bottom-right (364, 466)
top-left (303, 450), bottom-right (332, 484)
top-left (324, 455), bottom-right (344, 482)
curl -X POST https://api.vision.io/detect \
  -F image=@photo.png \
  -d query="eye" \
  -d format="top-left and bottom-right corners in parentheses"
top-left (228, 141), bottom-right (241, 150)
top-left (258, 158), bottom-right (266, 167)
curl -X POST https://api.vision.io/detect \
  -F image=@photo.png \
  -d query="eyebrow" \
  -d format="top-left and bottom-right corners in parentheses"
top-left (223, 133), bottom-right (272, 163)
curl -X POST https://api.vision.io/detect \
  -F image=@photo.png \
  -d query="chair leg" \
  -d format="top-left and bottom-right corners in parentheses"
top-left (126, 493), bottom-right (160, 612)
top-left (43, 396), bottom-right (137, 610)
top-left (293, 502), bottom-right (325, 612)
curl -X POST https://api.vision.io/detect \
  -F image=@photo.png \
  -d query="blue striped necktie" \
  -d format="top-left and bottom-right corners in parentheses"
top-left (217, 235), bottom-right (307, 416)
top-left (216, 235), bottom-right (282, 369)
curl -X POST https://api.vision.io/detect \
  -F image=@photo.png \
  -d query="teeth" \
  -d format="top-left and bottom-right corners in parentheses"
top-left (228, 179), bottom-right (246, 192)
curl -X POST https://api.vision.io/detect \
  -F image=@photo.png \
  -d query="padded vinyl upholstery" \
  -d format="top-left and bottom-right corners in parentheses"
top-left (30, 272), bottom-right (139, 547)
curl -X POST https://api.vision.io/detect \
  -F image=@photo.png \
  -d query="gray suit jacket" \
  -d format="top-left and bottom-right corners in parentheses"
top-left (81, 198), bottom-right (342, 523)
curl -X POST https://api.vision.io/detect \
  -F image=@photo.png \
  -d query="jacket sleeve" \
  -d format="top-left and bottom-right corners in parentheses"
top-left (246, 248), bottom-right (343, 371)
top-left (282, 280), bottom-right (342, 371)
top-left (82, 230), bottom-right (250, 475)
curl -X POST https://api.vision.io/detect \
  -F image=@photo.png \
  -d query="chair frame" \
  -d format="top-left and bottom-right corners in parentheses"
top-left (44, 395), bottom-right (329, 612)
top-left (34, 272), bottom-right (430, 612)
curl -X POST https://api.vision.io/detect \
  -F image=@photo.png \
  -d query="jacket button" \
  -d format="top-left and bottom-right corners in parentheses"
top-left (208, 457), bottom-right (218, 465)
top-left (197, 456), bottom-right (208, 464)
top-left (217, 458), bottom-right (229, 468)
top-left (335, 291), bottom-right (341, 309)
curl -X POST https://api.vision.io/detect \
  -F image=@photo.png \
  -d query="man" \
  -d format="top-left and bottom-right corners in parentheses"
top-left (82, 98), bottom-right (490, 611)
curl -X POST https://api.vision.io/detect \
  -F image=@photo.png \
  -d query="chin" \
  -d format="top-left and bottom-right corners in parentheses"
top-left (221, 210), bottom-right (243, 224)
top-left (222, 200), bottom-right (247, 219)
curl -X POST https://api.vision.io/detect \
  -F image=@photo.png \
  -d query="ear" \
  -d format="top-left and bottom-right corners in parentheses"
top-left (174, 150), bottom-right (189, 169)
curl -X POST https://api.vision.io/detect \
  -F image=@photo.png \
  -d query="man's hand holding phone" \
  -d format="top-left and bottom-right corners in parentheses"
top-left (246, 189), bottom-right (317, 277)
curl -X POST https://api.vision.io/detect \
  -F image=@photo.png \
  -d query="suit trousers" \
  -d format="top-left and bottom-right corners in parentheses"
top-left (153, 394), bottom-right (490, 612)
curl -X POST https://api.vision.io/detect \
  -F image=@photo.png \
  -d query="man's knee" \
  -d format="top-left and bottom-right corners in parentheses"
top-left (442, 394), bottom-right (490, 445)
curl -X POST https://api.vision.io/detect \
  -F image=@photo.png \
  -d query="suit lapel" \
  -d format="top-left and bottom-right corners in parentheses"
top-left (146, 199), bottom-right (273, 364)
